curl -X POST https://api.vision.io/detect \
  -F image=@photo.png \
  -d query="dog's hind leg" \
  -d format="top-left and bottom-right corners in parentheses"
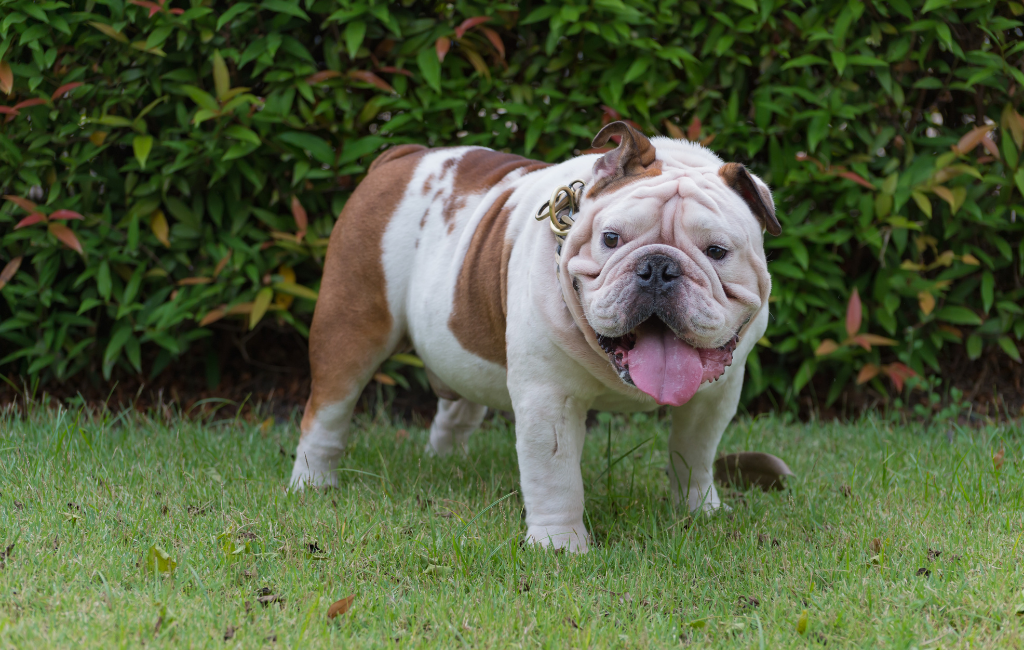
top-left (289, 144), bottom-right (427, 490)
top-left (290, 272), bottom-right (402, 489)
top-left (427, 398), bottom-right (488, 456)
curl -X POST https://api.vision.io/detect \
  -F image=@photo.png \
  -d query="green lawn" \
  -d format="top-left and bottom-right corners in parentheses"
top-left (1, 402), bottom-right (1023, 648)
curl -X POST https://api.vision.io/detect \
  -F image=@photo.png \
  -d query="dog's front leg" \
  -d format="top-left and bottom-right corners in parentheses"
top-left (512, 385), bottom-right (590, 553)
top-left (668, 364), bottom-right (745, 513)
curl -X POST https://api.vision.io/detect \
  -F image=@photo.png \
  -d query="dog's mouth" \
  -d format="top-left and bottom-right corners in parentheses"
top-left (596, 318), bottom-right (737, 407)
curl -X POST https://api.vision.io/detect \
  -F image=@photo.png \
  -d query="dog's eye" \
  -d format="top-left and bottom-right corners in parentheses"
top-left (706, 245), bottom-right (727, 261)
top-left (602, 232), bottom-right (619, 248)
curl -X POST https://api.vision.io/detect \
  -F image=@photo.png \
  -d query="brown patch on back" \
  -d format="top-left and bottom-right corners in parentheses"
top-left (302, 144), bottom-right (428, 431)
top-left (586, 121), bottom-right (662, 198)
top-left (368, 144), bottom-right (428, 174)
top-left (718, 163), bottom-right (781, 236)
top-left (448, 188), bottom-right (517, 366)
top-left (443, 149), bottom-right (551, 232)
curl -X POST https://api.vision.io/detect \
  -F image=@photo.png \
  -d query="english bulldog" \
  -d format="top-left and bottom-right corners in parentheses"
top-left (290, 122), bottom-right (781, 553)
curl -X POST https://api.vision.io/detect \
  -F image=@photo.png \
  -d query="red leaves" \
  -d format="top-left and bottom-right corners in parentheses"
top-left (796, 152), bottom-right (877, 190)
top-left (1, 97), bottom-right (49, 122)
top-left (817, 287), bottom-right (909, 393)
top-left (883, 362), bottom-right (916, 391)
top-left (435, 37), bottom-right (451, 63)
top-left (858, 362), bottom-right (916, 391)
top-left (434, 16), bottom-right (503, 66)
top-left (952, 124), bottom-right (996, 156)
top-left (0, 256), bottom-right (22, 290)
top-left (845, 288), bottom-right (862, 338)
top-left (687, 116), bottom-right (702, 142)
top-left (4, 195), bottom-right (38, 212)
top-left (0, 62), bottom-right (12, 95)
top-left (480, 28), bottom-right (504, 59)
top-left (836, 170), bottom-right (875, 189)
top-left (848, 333), bottom-right (898, 351)
top-left (129, 0), bottom-right (182, 17)
top-left (5, 196), bottom-right (85, 254)
top-left (306, 70), bottom-right (394, 92)
top-left (454, 16), bottom-right (491, 39)
top-left (47, 223), bottom-right (84, 255)
top-left (51, 82), bottom-right (82, 101)
top-left (49, 209), bottom-right (84, 221)
top-left (13, 98), bottom-right (45, 110)
top-left (348, 71), bottom-right (394, 93)
top-left (14, 213), bottom-right (46, 229)
top-left (1, 80), bottom-right (81, 121)
top-left (376, 66), bottom-right (412, 77)
top-left (851, 360), bottom-right (917, 391)
top-left (305, 70), bottom-right (342, 84)
top-left (130, 0), bottom-right (162, 17)
top-left (291, 195), bottom-right (307, 241)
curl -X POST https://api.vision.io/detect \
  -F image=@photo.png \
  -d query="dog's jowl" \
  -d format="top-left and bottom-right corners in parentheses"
top-left (290, 122), bottom-right (780, 553)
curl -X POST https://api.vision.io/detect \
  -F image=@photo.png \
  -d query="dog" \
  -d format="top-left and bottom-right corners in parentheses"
top-left (289, 121), bottom-right (781, 553)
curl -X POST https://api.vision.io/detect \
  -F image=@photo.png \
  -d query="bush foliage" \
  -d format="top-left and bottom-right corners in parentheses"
top-left (1, 0), bottom-right (1022, 408)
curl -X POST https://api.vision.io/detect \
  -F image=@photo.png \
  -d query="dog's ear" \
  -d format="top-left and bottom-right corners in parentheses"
top-left (588, 121), bottom-right (660, 196)
top-left (718, 162), bottom-right (781, 236)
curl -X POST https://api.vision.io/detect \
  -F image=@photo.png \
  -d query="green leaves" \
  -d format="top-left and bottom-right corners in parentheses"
top-left (88, 21), bottom-right (128, 43)
top-left (416, 47), bottom-right (441, 93)
top-left (344, 20), bottom-right (367, 60)
top-left (261, 0), bottom-right (308, 22)
top-left (132, 135), bottom-right (153, 169)
top-left (216, 3), bottom-right (253, 31)
top-left (0, 0), bottom-right (1021, 401)
top-left (212, 50), bottom-right (230, 100)
top-left (936, 306), bottom-right (982, 326)
top-left (180, 85), bottom-right (219, 112)
top-left (250, 287), bottom-right (274, 329)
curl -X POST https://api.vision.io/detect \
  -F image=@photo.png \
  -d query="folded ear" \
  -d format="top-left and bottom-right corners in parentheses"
top-left (718, 162), bottom-right (781, 236)
top-left (588, 121), bottom-right (661, 196)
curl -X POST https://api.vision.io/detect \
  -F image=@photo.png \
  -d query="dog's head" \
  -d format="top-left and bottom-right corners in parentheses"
top-left (559, 122), bottom-right (780, 406)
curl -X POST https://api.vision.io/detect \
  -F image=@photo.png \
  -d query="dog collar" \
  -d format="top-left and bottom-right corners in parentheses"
top-left (536, 178), bottom-right (626, 363)
top-left (535, 179), bottom-right (585, 266)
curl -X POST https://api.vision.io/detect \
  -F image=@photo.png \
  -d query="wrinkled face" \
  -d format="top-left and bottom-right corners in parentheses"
top-left (562, 150), bottom-right (773, 407)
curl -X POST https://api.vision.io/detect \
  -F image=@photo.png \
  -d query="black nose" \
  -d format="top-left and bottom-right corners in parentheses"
top-left (635, 254), bottom-right (682, 292)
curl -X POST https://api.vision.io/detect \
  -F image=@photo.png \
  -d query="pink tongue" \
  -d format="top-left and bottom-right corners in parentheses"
top-left (626, 322), bottom-right (703, 406)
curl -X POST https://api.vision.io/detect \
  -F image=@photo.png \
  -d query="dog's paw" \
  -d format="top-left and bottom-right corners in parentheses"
top-left (524, 524), bottom-right (590, 554)
top-left (425, 435), bottom-right (468, 457)
top-left (288, 465), bottom-right (338, 492)
top-left (692, 499), bottom-right (731, 516)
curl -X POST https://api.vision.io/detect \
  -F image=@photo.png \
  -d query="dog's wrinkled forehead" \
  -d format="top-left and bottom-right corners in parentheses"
top-left (585, 122), bottom-right (781, 237)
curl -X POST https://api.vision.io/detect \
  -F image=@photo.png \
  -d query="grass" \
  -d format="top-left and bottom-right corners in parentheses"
top-left (1, 401), bottom-right (1023, 649)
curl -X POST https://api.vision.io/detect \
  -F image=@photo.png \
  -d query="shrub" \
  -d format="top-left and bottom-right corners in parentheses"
top-left (1, 0), bottom-right (1022, 408)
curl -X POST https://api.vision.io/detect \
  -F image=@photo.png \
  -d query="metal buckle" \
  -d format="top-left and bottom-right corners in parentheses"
top-left (535, 180), bottom-right (585, 239)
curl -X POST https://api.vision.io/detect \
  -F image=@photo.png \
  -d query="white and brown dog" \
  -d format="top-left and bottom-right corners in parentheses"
top-left (289, 122), bottom-right (781, 553)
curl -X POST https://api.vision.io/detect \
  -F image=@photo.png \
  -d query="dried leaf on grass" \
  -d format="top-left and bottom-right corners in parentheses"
top-left (0, 543), bottom-right (14, 569)
top-left (257, 589), bottom-right (283, 606)
top-left (327, 594), bottom-right (354, 619)
top-left (796, 609), bottom-right (809, 635)
top-left (713, 452), bottom-right (794, 491)
top-left (143, 545), bottom-right (176, 577)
